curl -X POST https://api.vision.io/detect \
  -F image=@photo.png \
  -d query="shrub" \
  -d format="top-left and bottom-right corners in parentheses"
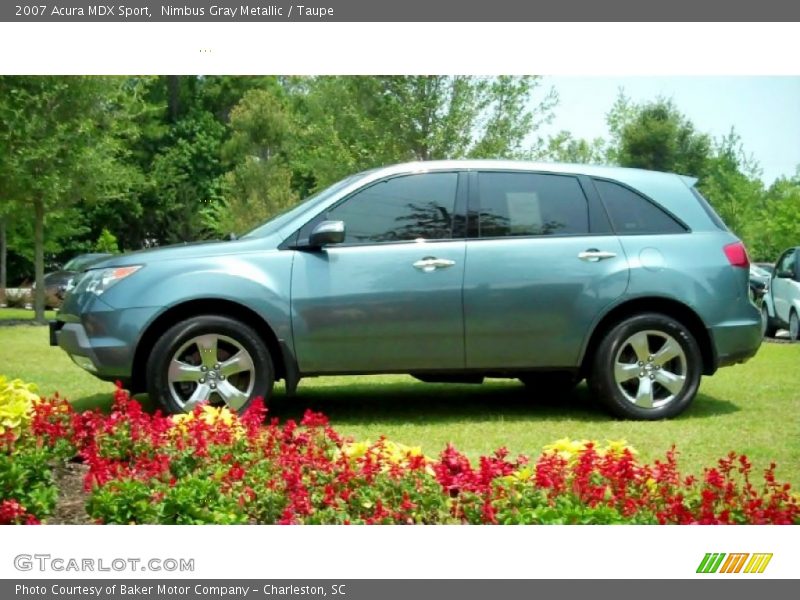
top-left (95, 228), bottom-right (120, 254)
top-left (0, 379), bottom-right (60, 523)
top-left (0, 376), bottom-right (38, 442)
top-left (4, 380), bottom-right (800, 525)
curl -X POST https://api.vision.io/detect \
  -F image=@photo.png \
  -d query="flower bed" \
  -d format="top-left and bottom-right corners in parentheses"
top-left (2, 377), bottom-right (798, 525)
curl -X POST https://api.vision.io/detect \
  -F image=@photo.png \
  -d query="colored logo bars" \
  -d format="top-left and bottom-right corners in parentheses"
top-left (696, 553), bottom-right (773, 574)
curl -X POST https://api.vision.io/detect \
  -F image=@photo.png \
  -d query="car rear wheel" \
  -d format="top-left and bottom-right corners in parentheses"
top-left (762, 304), bottom-right (778, 338)
top-left (790, 311), bottom-right (800, 342)
top-left (589, 313), bottom-right (702, 420)
top-left (146, 315), bottom-right (274, 414)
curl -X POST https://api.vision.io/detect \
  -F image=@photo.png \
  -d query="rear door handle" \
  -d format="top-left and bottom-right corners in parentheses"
top-left (413, 257), bottom-right (456, 272)
top-left (578, 249), bottom-right (617, 262)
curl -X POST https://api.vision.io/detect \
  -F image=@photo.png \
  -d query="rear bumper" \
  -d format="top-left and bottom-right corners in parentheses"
top-left (709, 315), bottom-right (762, 369)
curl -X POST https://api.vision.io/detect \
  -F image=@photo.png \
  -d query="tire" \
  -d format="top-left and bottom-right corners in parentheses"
top-left (790, 311), bottom-right (800, 342)
top-left (146, 315), bottom-right (274, 415)
top-left (519, 372), bottom-right (578, 395)
top-left (762, 304), bottom-right (778, 338)
top-left (588, 313), bottom-right (702, 420)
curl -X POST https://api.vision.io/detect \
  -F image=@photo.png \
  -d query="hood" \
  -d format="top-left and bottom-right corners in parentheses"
top-left (90, 236), bottom-right (280, 269)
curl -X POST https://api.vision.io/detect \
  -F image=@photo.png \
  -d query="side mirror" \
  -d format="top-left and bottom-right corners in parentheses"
top-left (308, 220), bottom-right (345, 248)
top-left (776, 269), bottom-right (793, 279)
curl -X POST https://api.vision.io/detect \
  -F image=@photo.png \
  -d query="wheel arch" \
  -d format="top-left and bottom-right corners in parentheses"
top-left (579, 296), bottom-right (716, 377)
top-left (131, 298), bottom-right (291, 394)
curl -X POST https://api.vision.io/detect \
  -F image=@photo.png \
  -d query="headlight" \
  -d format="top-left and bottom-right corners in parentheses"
top-left (83, 266), bottom-right (142, 296)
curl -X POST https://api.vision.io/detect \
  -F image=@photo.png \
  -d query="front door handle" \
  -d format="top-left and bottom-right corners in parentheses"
top-left (578, 249), bottom-right (617, 262)
top-left (413, 257), bottom-right (456, 272)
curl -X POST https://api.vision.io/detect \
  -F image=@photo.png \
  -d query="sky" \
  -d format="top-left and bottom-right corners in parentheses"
top-left (536, 76), bottom-right (800, 185)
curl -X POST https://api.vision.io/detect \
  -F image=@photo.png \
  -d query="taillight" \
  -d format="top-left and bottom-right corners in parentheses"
top-left (723, 242), bottom-right (750, 268)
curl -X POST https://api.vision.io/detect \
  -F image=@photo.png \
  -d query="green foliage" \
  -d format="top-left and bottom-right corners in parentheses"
top-left (148, 110), bottom-right (227, 243)
top-left (95, 228), bottom-right (120, 254)
top-left (541, 131), bottom-right (607, 164)
top-left (215, 87), bottom-right (299, 236)
top-left (608, 95), bottom-right (711, 175)
top-left (0, 450), bottom-right (59, 520)
top-left (743, 171), bottom-right (800, 261)
top-left (0, 76), bottom-right (142, 319)
top-left (0, 75), bottom-right (795, 284)
top-left (291, 76), bottom-right (556, 191)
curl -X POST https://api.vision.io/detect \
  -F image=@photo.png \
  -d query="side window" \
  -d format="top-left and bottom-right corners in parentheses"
top-left (326, 172), bottom-right (458, 244)
top-left (777, 251), bottom-right (796, 277)
top-left (477, 172), bottom-right (589, 237)
top-left (594, 179), bottom-right (686, 234)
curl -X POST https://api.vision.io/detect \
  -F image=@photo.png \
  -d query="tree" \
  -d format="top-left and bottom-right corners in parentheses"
top-left (743, 169), bottom-right (800, 261)
top-left (0, 76), bottom-right (139, 322)
top-left (607, 94), bottom-right (711, 176)
top-left (215, 87), bottom-right (298, 236)
top-left (0, 215), bottom-right (6, 296)
top-left (697, 130), bottom-right (765, 241)
top-left (540, 131), bottom-right (607, 164)
top-left (291, 76), bottom-right (557, 191)
top-left (95, 228), bottom-right (120, 254)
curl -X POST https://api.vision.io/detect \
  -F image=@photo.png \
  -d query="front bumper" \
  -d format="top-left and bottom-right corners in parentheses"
top-left (49, 304), bottom-right (160, 384)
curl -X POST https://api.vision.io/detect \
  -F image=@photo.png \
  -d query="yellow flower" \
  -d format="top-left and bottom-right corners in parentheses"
top-left (340, 439), bottom-right (432, 469)
top-left (511, 466), bottom-right (533, 482)
top-left (542, 437), bottom-right (589, 460)
top-left (342, 441), bottom-right (369, 459)
top-left (169, 405), bottom-right (243, 438)
top-left (540, 438), bottom-right (639, 462)
top-left (603, 439), bottom-right (638, 456)
top-left (0, 375), bottom-right (39, 440)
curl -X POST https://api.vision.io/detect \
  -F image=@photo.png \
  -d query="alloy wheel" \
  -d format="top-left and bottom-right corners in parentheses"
top-left (167, 333), bottom-right (255, 411)
top-left (613, 330), bottom-right (688, 409)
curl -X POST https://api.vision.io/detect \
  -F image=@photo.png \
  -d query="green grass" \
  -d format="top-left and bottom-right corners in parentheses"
top-left (0, 308), bottom-right (57, 321)
top-left (1, 325), bottom-right (798, 487)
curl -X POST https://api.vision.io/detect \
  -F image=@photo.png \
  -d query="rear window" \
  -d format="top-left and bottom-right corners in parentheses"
top-left (594, 179), bottom-right (686, 235)
top-left (690, 187), bottom-right (729, 231)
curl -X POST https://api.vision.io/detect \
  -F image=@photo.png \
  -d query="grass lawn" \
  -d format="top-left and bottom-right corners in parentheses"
top-left (0, 308), bottom-right (57, 321)
top-left (1, 324), bottom-right (798, 487)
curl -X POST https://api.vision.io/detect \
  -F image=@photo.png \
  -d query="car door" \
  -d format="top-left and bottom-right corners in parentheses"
top-left (291, 171), bottom-right (467, 373)
top-left (771, 249), bottom-right (797, 323)
top-left (463, 170), bottom-right (629, 369)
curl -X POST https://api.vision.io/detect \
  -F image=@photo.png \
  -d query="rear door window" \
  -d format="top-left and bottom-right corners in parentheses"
top-left (476, 172), bottom-right (589, 237)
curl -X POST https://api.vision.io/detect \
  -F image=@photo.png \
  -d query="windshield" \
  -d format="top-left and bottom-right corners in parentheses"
top-left (64, 254), bottom-right (110, 271)
top-left (241, 172), bottom-right (371, 239)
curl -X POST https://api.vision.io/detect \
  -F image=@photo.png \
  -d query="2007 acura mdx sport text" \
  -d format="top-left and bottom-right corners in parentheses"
top-left (51, 160), bottom-right (763, 420)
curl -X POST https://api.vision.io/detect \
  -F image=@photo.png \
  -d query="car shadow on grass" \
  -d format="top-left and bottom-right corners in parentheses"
top-left (267, 380), bottom-right (740, 425)
top-left (66, 380), bottom-right (740, 423)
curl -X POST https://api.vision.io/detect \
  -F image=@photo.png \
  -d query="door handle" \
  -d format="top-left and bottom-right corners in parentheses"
top-left (578, 249), bottom-right (617, 262)
top-left (413, 257), bottom-right (456, 272)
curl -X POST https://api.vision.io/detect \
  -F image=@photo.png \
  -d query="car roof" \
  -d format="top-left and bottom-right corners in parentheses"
top-left (366, 159), bottom-right (698, 188)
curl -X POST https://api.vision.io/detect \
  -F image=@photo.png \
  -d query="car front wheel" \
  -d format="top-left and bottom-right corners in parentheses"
top-left (790, 311), bottom-right (800, 342)
top-left (589, 313), bottom-right (702, 420)
top-left (146, 315), bottom-right (274, 414)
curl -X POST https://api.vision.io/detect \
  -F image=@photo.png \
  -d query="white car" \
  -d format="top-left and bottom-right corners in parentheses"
top-left (762, 246), bottom-right (800, 340)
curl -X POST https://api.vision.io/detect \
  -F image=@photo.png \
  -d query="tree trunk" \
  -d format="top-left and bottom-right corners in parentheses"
top-left (0, 216), bottom-right (6, 297)
top-left (33, 198), bottom-right (46, 323)
top-left (167, 76), bottom-right (181, 123)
